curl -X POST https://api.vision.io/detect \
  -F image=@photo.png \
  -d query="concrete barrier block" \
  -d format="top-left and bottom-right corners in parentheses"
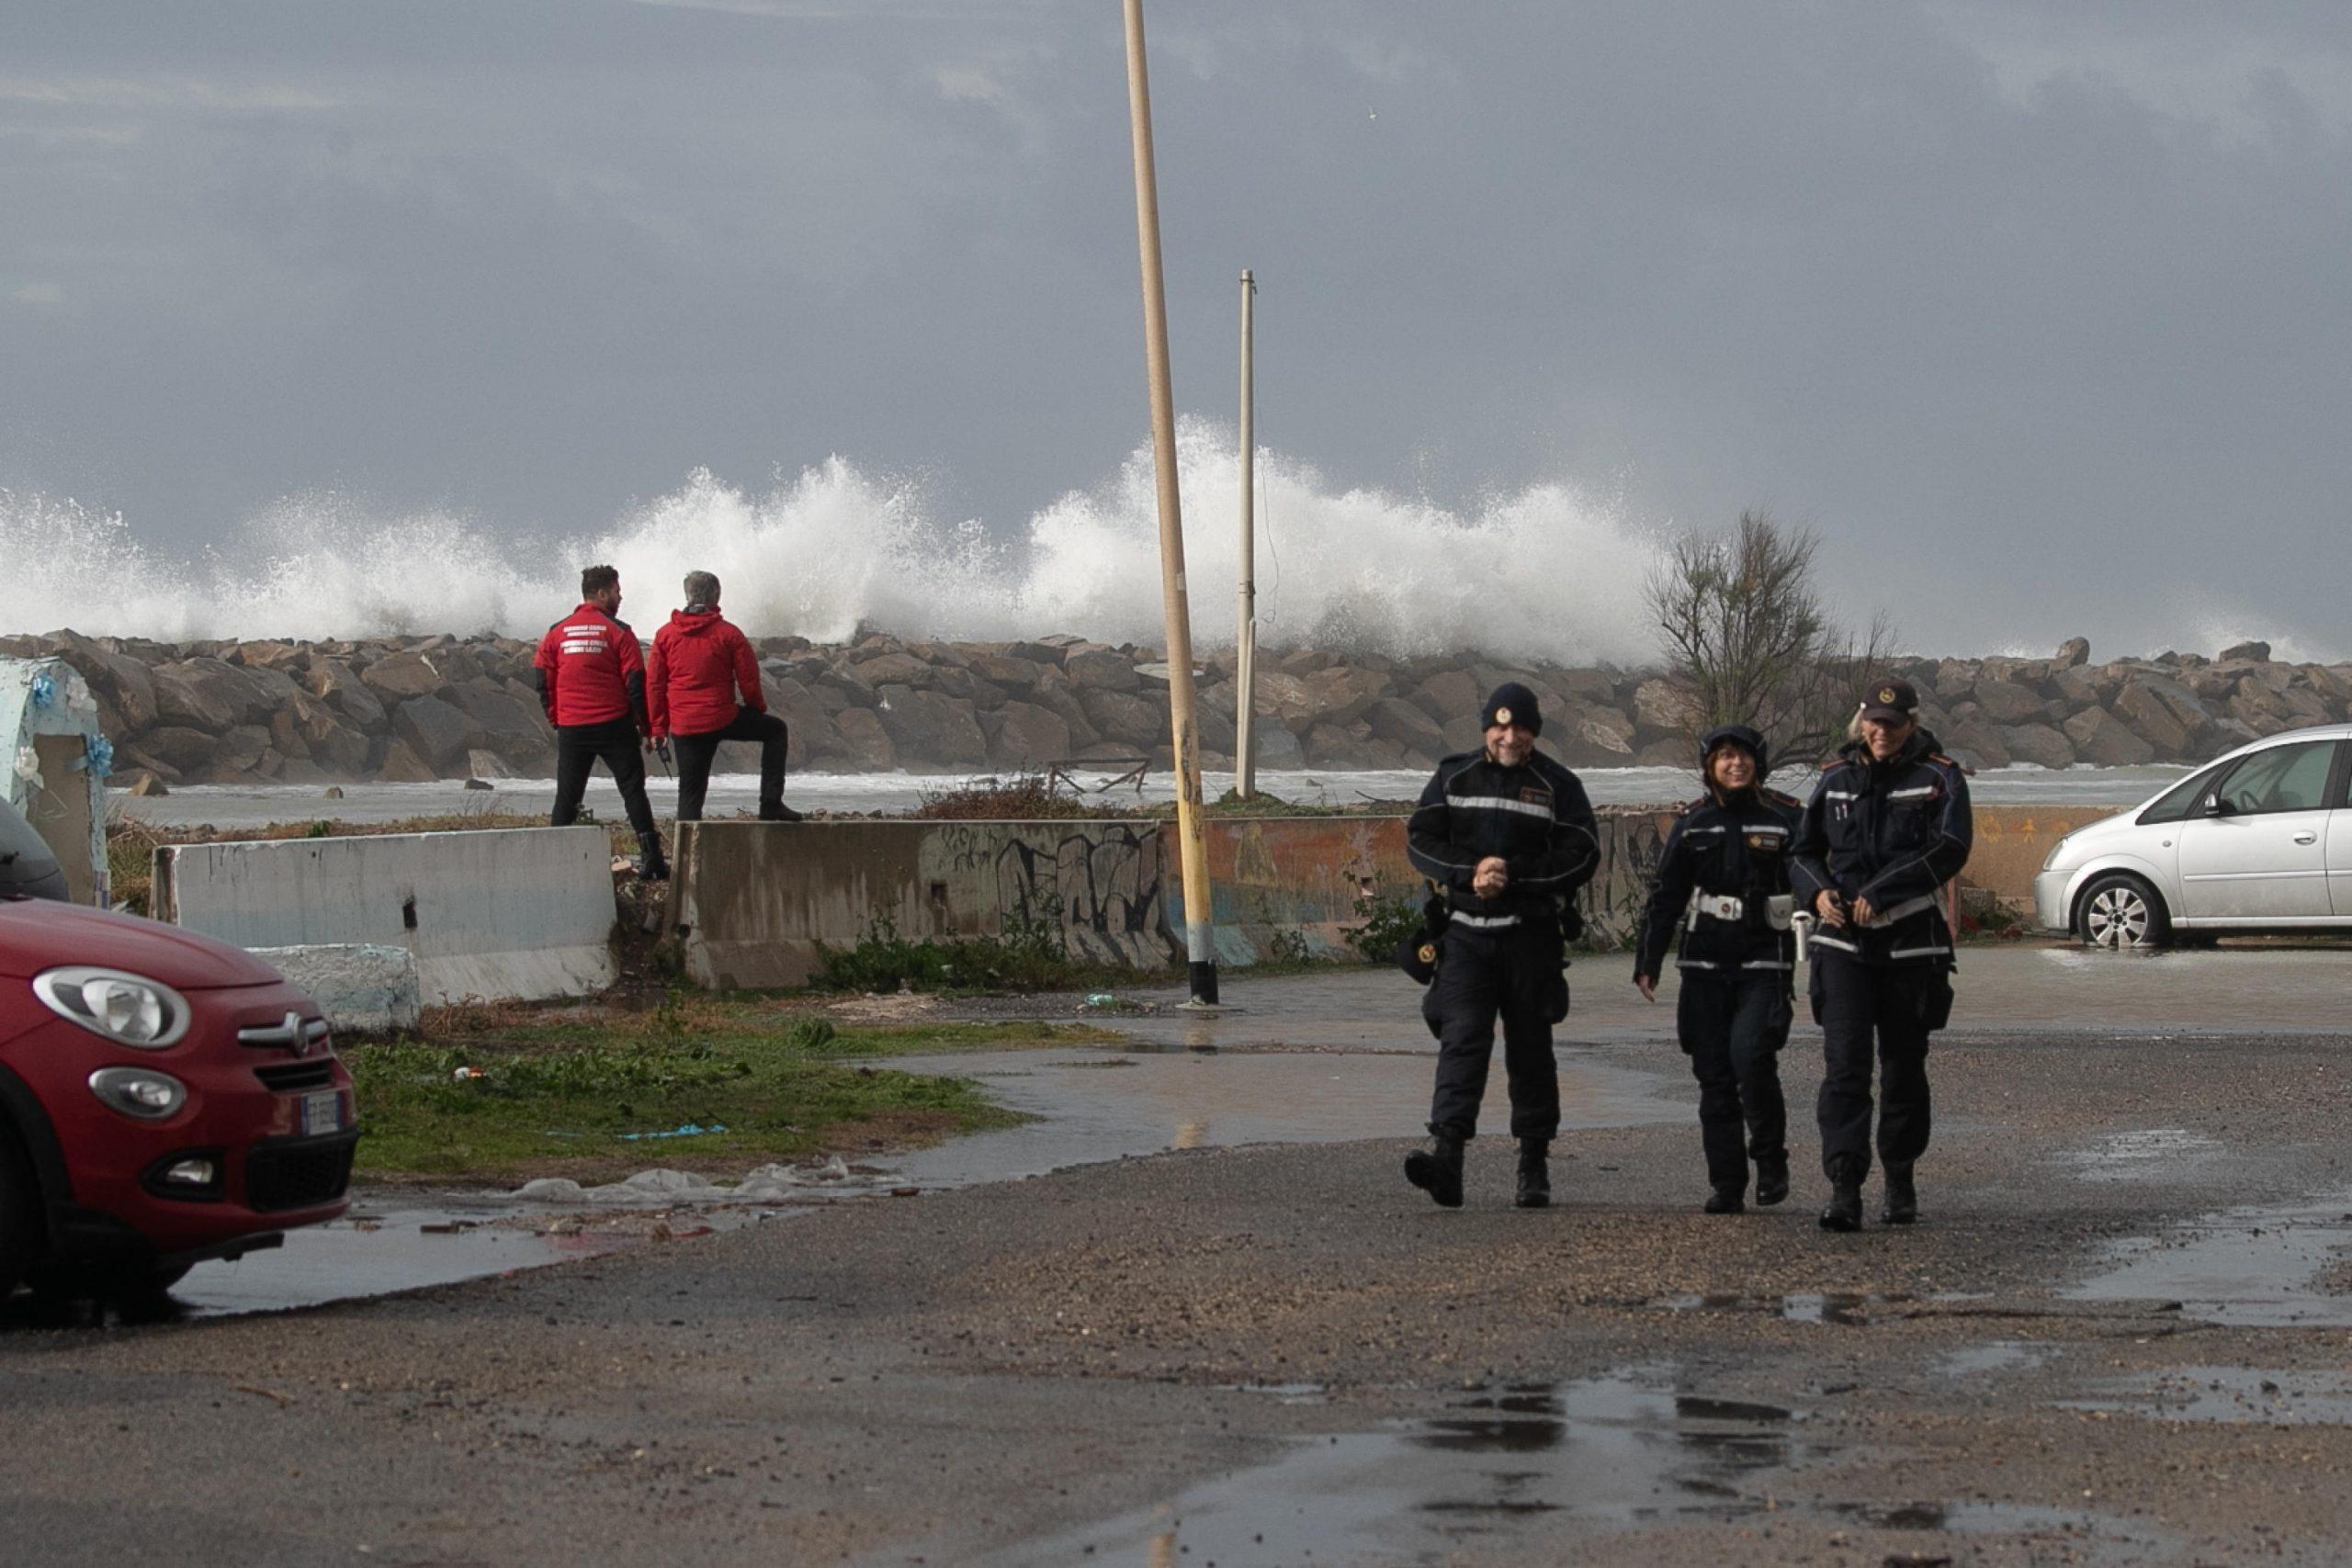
top-left (249, 943), bottom-right (423, 1034)
top-left (155, 826), bottom-right (617, 1005)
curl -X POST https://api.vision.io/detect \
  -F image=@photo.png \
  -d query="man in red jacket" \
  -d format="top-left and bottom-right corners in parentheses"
top-left (535, 563), bottom-right (670, 878)
top-left (649, 570), bottom-right (802, 823)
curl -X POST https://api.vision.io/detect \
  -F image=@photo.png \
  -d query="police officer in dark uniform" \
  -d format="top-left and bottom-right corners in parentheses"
top-left (1791, 677), bottom-right (1972, 1231)
top-left (1403, 682), bottom-right (1600, 1210)
top-left (1632, 725), bottom-right (1801, 1214)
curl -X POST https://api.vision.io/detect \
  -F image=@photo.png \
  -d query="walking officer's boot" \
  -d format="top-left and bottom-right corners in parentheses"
top-left (1404, 1130), bottom-right (1466, 1209)
top-left (1704, 1185), bottom-right (1745, 1214)
top-left (1819, 1160), bottom-right (1864, 1233)
top-left (1882, 1162), bottom-right (1918, 1225)
top-left (1753, 1153), bottom-right (1791, 1208)
top-left (1513, 1138), bottom-right (1552, 1209)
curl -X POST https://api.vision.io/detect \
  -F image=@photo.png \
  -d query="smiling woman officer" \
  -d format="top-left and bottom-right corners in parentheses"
top-left (1790, 677), bottom-right (1973, 1232)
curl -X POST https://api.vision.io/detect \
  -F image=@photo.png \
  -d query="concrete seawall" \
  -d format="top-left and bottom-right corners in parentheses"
top-left (154, 826), bottom-right (619, 1004)
top-left (668, 806), bottom-right (2101, 987)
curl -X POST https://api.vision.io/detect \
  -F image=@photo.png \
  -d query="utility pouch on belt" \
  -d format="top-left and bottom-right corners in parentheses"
top-left (1396, 895), bottom-right (1448, 987)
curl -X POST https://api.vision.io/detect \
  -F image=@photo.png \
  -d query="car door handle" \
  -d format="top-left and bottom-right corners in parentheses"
top-left (2292, 831), bottom-right (2318, 844)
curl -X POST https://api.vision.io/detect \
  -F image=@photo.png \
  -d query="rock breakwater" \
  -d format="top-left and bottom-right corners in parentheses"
top-left (4, 627), bottom-right (2345, 790)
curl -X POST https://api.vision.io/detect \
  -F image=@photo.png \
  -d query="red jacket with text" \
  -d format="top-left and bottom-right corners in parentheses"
top-left (649, 607), bottom-right (764, 739)
top-left (534, 604), bottom-right (647, 729)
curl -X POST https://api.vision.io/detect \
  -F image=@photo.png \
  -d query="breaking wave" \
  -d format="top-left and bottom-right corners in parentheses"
top-left (0, 419), bottom-right (1668, 665)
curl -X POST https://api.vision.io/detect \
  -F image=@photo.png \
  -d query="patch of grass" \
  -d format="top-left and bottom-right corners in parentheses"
top-left (342, 1011), bottom-right (1106, 1181)
top-left (807, 908), bottom-right (1159, 995)
top-left (911, 772), bottom-right (1126, 820)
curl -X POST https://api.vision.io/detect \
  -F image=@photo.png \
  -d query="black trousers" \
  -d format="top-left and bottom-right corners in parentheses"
top-left (549, 718), bottom-right (659, 841)
top-left (1812, 949), bottom-right (1943, 1180)
top-left (1426, 922), bottom-right (1563, 1142)
top-left (1677, 969), bottom-right (1791, 1193)
top-left (672, 707), bottom-right (789, 821)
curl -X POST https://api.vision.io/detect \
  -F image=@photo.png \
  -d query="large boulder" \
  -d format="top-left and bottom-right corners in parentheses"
top-left (52, 631), bottom-right (158, 730)
top-left (2052, 637), bottom-right (2091, 670)
top-left (1078, 688), bottom-right (1166, 750)
top-left (2113, 677), bottom-right (2216, 758)
top-left (1300, 722), bottom-right (1381, 768)
top-left (1971, 679), bottom-right (2048, 726)
top-left (873, 686), bottom-right (987, 770)
top-left (374, 737), bottom-right (439, 783)
top-left (1631, 678), bottom-right (1693, 736)
top-left (1410, 668), bottom-right (1481, 725)
top-left (141, 726), bottom-right (224, 775)
top-left (2217, 639), bottom-right (2271, 663)
top-left (2064, 706), bottom-right (2156, 766)
top-left (152, 658), bottom-right (277, 730)
top-left (1363, 696), bottom-right (1445, 759)
top-left (1999, 723), bottom-right (2076, 770)
top-left (390, 694), bottom-right (478, 774)
top-left (967, 654), bottom-right (1044, 691)
top-left (982, 701), bottom-right (1071, 768)
top-left (448, 679), bottom-right (550, 752)
top-left (832, 708), bottom-right (896, 771)
top-left (309, 658), bottom-right (389, 728)
top-left (1065, 649), bottom-right (1142, 693)
top-left (847, 651), bottom-right (933, 689)
top-left (1252, 722), bottom-right (1306, 770)
top-left (359, 650), bottom-right (449, 702)
top-left (1941, 719), bottom-right (2011, 771)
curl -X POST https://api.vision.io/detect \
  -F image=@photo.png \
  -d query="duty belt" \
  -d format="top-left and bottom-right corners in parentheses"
top-left (1687, 892), bottom-right (1794, 931)
top-left (1858, 892), bottom-right (1939, 928)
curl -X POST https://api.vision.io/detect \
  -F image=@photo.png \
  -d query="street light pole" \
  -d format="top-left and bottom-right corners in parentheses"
top-left (1236, 268), bottom-right (1257, 800)
top-left (1122, 0), bottom-right (1218, 1006)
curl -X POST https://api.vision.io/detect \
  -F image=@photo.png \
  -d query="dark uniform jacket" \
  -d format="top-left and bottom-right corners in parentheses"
top-left (1408, 749), bottom-right (1600, 930)
top-left (1633, 787), bottom-right (1804, 981)
top-left (1790, 730), bottom-right (1973, 968)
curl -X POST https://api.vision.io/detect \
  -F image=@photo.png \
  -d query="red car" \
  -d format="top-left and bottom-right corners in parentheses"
top-left (0, 896), bottom-right (356, 1297)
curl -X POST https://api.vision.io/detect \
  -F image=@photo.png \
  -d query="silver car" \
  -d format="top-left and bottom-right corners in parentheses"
top-left (2034, 723), bottom-right (2352, 948)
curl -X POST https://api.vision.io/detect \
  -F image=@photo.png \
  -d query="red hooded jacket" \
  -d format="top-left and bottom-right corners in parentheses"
top-left (649, 607), bottom-right (764, 738)
top-left (534, 603), bottom-right (647, 728)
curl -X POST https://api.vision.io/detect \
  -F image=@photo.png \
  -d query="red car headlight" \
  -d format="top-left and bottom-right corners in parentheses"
top-left (31, 966), bottom-right (194, 1048)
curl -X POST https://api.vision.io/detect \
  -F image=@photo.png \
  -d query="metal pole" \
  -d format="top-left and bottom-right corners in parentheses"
top-left (1123, 0), bottom-right (1218, 1006)
top-left (1236, 268), bottom-right (1257, 800)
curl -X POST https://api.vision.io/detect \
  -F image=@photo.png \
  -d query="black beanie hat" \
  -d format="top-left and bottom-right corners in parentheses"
top-left (1481, 682), bottom-right (1542, 736)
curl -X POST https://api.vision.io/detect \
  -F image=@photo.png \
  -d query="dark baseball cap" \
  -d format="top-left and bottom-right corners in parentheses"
top-left (1858, 676), bottom-right (1920, 724)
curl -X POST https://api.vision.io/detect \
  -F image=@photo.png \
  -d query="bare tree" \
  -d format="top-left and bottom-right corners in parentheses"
top-left (1646, 511), bottom-right (1897, 766)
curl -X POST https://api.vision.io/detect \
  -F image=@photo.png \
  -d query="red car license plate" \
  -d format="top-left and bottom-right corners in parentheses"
top-left (299, 1089), bottom-right (344, 1136)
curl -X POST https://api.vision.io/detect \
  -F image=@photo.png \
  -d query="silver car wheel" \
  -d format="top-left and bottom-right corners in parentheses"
top-left (2086, 885), bottom-right (2153, 949)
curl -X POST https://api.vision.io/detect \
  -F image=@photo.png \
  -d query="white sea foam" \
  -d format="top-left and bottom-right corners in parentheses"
top-left (0, 419), bottom-right (1668, 662)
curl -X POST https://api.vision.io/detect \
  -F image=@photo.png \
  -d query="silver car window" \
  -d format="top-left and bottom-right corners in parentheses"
top-left (2214, 740), bottom-right (2336, 816)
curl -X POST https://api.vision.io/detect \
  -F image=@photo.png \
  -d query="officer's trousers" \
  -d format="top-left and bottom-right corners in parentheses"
top-left (1426, 923), bottom-right (1562, 1142)
top-left (672, 708), bottom-right (789, 821)
top-left (1677, 969), bottom-right (1790, 1193)
top-left (1812, 949), bottom-right (1941, 1179)
top-left (550, 718), bottom-right (660, 842)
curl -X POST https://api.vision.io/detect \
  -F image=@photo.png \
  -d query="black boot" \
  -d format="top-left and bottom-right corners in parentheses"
top-left (1882, 1163), bottom-right (1918, 1225)
top-left (635, 831), bottom-right (672, 882)
top-left (1819, 1163), bottom-right (1864, 1232)
top-left (1753, 1154), bottom-right (1790, 1208)
top-left (1704, 1186), bottom-right (1746, 1215)
top-left (759, 802), bottom-right (805, 823)
top-left (1513, 1139), bottom-right (1551, 1209)
top-left (1405, 1131), bottom-right (1466, 1209)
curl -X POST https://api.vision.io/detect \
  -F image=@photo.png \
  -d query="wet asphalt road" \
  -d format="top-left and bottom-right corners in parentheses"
top-left (6, 945), bottom-right (2352, 1566)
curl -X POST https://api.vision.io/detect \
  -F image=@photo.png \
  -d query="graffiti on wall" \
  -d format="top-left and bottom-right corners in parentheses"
top-left (931, 821), bottom-right (1173, 966)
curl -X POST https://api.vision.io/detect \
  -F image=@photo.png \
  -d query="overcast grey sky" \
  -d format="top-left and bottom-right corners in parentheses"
top-left (3, 1), bottom-right (2347, 660)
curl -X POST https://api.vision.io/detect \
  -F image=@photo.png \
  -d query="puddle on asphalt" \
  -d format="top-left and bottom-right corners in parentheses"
top-left (975, 1369), bottom-right (1804, 1566)
top-left (2060, 1366), bottom-right (2352, 1426)
top-left (2061, 1127), bottom-right (2223, 1182)
top-left (2064, 1187), bottom-right (2352, 1326)
top-left (1933, 1340), bottom-right (2056, 1378)
top-left (978, 1368), bottom-right (2170, 1567)
top-left (1653, 1292), bottom-right (1918, 1325)
top-left (879, 1047), bottom-right (1683, 1190)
